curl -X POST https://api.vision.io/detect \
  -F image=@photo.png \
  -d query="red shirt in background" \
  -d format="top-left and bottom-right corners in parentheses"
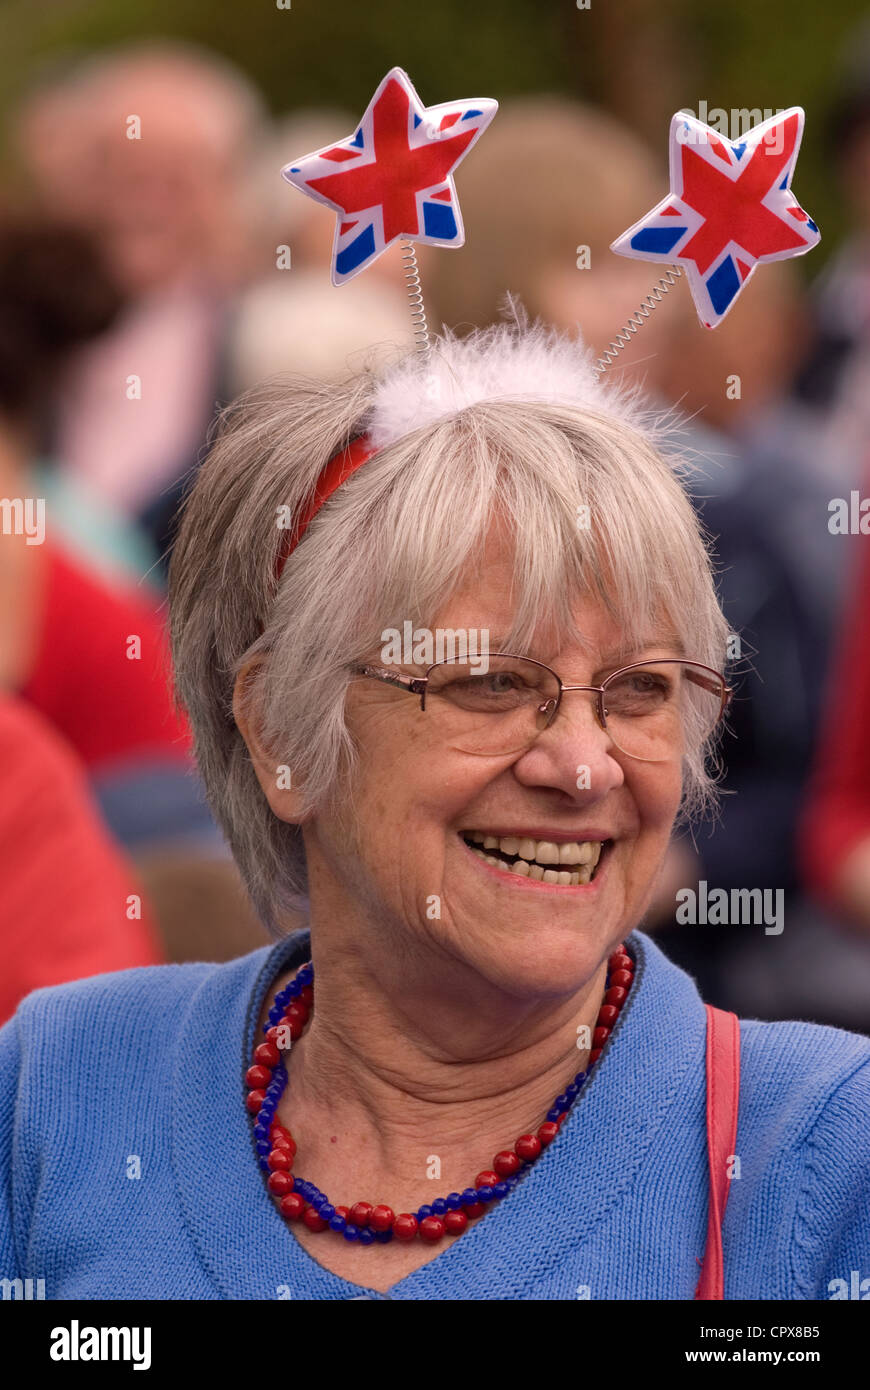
top-left (799, 535), bottom-right (870, 903)
top-left (18, 541), bottom-right (191, 771)
top-left (0, 696), bottom-right (163, 1025)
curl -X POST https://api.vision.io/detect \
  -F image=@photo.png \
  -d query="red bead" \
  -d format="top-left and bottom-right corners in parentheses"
top-left (245, 1089), bottom-right (266, 1114)
top-left (475, 1170), bottom-right (500, 1189)
top-left (515, 1134), bottom-right (542, 1161)
top-left (349, 1201), bottom-right (373, 1228)
top-left (302, 1206), bottom-right (328, 1232)
top-left (604, 985), bottom-right (627, 1007)
top-left (335, 1206), bottom-right (350, 1221)
top-left (464, 1201), bottom-right (485, 1219)
top-left (393, 1214), bottom-right (419, 1241)
top-left (419, 1216), bottom-right (445, 1242)
top-left (610, 969), bottom-right (632, 988)
top-left (493, 1150), bottom-right (521, 1177)
top-left (271, 1126), bottom-right (297, 1151)
top-left (597, 1004), bottom-right (619, 1027)
top-left (270, 1134), bottom-right (295, 1155)
top-left (369, 1204), bottom-right (395, 1232)
top-left (589, 1048), bottom-right (602, 1064)
top-left (593, 1026), bottom-right (611, 1048)
top-left (299, 985), bottom-right (314, 1007)
top-left (267, 1171), bottom-right (294, 1196)
top-left (245, 1065), bottom-right (272, 1090)
top-left (255, 1042), bottom-right (280, 1068)
top-left (537, 1121), bottom-right (559, 1146)
top-left (444, 1209), bottom-right (468, 1235)
top-left (281, 1016), bottom-right (305, 1041)
top-left (267, 1148), bottom-right (293, 1172)
top-left (279, 1192), bottom-right (305, 1221)
top-left (284, 1002), bottom-right (308, 1025)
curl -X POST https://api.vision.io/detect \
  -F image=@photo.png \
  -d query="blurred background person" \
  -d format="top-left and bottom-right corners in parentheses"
top-left (0, 696), bottom-right (162, 1025)
top-left (428, 95), bottom-right (687, 383)
top-left (800, 522), bottom-right (870, 935)
top-left (13, 40), bottom-right (268, 570)
top-left (0, 207), bottom-right (268, 966)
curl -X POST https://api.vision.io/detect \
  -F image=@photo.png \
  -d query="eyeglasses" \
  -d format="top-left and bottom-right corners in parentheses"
top-left (348, 654), bottom-right (732, 762)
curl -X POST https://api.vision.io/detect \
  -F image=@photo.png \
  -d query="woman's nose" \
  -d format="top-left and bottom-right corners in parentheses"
top-left (517, 689), bottom-right (625, 797)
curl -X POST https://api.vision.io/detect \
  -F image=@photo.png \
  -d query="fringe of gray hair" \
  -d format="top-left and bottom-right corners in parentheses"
top-left (169, 352), bottom-right (731, 936)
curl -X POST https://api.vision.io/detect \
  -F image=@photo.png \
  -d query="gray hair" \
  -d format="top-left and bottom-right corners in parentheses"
top-left (169, 329), bottom-right (731, 935)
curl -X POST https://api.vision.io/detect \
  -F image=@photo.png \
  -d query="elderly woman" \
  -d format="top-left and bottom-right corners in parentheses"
top-left (0, 318), bottom-right (868, 1301)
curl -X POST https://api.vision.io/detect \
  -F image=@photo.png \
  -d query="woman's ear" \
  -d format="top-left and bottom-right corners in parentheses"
top-left (232, 657), bottom-right (308, 824)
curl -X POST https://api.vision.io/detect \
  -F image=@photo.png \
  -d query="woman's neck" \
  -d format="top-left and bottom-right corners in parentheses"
top-left (262, 944), bottom-right (608, 1210)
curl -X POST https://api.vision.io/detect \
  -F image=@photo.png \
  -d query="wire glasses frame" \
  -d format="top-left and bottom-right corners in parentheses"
top-left (348, 654), bottom-right (733, 762)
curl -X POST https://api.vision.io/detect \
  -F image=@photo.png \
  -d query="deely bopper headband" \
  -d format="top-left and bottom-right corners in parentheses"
top-left (276, 72), bottom-right (821, 575)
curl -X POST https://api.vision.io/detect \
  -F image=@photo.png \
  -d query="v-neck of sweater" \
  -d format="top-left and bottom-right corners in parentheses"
top-left (170, 927), bottom-right (708, 1299)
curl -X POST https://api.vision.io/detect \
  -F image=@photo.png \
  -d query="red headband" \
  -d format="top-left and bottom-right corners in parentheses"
top-left (274, 434), bottom-right (378, 581)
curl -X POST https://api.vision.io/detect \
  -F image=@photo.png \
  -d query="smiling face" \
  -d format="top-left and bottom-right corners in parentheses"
top-left (300, 524), bottom-right (684, 999)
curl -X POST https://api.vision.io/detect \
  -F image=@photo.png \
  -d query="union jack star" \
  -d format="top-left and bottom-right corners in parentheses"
top-left (611, 107), bottom-right (820, 327)
top-left (281, 66), bottom-right (497, 286)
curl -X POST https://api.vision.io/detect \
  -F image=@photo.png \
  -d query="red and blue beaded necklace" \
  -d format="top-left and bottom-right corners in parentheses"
top-left (245, 944), bottom-right (635, 1246)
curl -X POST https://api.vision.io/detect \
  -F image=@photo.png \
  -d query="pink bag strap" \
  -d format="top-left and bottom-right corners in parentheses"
top-left (694, 1004), bottom-right (741, 1300)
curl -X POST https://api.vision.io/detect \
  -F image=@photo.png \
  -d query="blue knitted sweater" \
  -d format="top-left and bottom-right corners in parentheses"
top-left (1, 929), bottom-right (868, 1300)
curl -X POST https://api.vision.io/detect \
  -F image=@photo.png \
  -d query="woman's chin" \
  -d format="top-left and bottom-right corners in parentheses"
top-left (441, 918), bottom-right (618, 1000)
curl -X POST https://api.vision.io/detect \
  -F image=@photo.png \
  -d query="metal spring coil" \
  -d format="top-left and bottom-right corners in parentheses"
top-left (594, 265), bottom-right (683, 375)
top-left (400, 240), bottom-right (432, 359)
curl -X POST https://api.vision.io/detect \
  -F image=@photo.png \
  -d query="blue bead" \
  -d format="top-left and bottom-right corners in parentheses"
top-left (431, 1198), bottom-right (448, 1216)
top-left (342, 1224), bottom-right (359, 1242)
top-left (460, 1188), bottom-right (478, 1205)
top-left (477, 1185), bottom-right (494, 1203)
top-left (446, 1193), bottom-right (462, 1210)
top-left (358, 1229), bottom-right (375, 1245)
top-left (373, 1228), bottom-right (393, 1244)
top-left (556, 1092), bottom-right (570, 1108)
top-left (256, 1140), bottom-right (270, 1156)
top-left (258, 1158), bottom-right (270, 1174)
top-left (254, 1122), bottom-right (268, 1138)
top-left (328, 1213), bottom-right (345, 1232)
top-left (573, 1071), bottom-right (588, 1086)
top-left (493, 1182), bottom-right (509, 1199)
top-left (416, 1205), bottom-right (433, 1221)
top-left (505, 1175), bottom-right (519, 1189)
top-left (316, 1201), bottom-right (333, 1218)
top-left (546, 1108), bottom-right (561, 1123)
top-left (566, 1082), bottom-right (579, 1099)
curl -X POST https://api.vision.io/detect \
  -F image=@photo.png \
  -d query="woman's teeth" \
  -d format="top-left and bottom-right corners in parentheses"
top-left (462, 832), bottom-right (605, 885)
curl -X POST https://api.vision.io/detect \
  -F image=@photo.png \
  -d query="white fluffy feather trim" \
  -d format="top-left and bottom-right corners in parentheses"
top-left (365, 300), bottom-right (652, 451)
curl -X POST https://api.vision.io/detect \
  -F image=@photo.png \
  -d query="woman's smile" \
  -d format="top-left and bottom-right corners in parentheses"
top-left (456, 829), bottom-right (613, 892)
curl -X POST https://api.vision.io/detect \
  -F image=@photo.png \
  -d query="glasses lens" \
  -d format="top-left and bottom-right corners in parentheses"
top-left (426, 655), bottom-right (560, 756)
top-left (601, 661), bottom-right (725, 762)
